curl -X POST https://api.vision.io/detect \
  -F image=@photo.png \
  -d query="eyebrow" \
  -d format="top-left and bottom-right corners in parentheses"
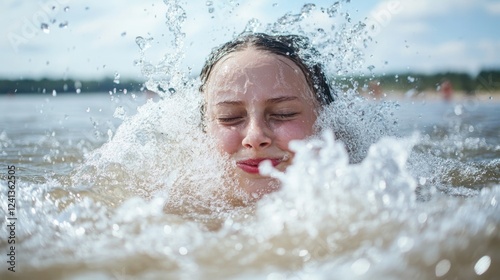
top-left (266, 96), bottom-right (299, 104)
top-left (215, 100), bottom-right (244, 106)
top-left (215, 96), bottom-right (299, 106)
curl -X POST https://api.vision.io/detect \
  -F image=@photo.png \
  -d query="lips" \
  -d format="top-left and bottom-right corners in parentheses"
top-left (236, 158), bottom-right (282, 174)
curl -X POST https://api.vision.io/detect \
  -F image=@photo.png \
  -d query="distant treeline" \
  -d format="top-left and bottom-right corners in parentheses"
top-left (0, 78), bottom-right (144, 94)
top-left (344, 69), bottom-right (500, 94)
top-left (1, 69), bottom-right (499, 95)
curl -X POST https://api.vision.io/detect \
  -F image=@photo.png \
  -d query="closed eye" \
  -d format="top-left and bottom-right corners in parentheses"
top-left (217, 116), bottom-right (244, 125)
top-left (271, 112), bottom-right (299, 120)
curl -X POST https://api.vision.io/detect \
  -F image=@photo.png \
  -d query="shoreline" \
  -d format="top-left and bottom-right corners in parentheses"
top-left (364, 90), bottom-right (500, 103)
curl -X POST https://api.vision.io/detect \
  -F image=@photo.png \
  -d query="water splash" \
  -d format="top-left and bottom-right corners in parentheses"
top-left (134, 0), bottom-right (188, 99)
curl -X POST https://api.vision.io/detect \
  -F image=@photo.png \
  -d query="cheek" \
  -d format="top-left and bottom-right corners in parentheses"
top-left (208, 125), bottom-right (241, 155)
top-left (274, 120), bottom-right (315, 149)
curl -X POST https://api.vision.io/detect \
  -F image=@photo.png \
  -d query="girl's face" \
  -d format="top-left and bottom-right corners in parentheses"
top-left (204, 48), bottom-right (318, 198)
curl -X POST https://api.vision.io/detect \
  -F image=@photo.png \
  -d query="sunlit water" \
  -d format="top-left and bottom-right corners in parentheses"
top-left (2, 1), bottom-right (500, 279)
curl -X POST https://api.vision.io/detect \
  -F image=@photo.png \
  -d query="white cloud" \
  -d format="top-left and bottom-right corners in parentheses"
top-left (476, 39), bottom-right (500, 67)
top-left (392, 0), bottom-right (480, 19)
top-left (358, 0), bottom-right (500, 75)
top-left (485, 2), bottom-right (500, 15)
top-left (1, 0), bottom-right (499, 79)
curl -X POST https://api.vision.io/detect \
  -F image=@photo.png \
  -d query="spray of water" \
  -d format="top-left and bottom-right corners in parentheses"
top-left (1, 1), bottom-right (498, 279)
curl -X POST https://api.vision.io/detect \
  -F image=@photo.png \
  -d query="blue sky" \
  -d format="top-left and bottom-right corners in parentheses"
top-left (1, 0), bottom-right (499, 80)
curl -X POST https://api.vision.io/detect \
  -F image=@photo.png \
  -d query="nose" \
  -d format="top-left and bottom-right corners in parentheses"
top-left (242, 117), bottom-right (272, 150)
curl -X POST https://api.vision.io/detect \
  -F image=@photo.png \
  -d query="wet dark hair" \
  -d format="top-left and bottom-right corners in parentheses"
top-left (199, 32), bottom-right (335, 105)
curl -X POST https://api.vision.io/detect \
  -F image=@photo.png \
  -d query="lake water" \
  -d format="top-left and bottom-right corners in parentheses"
top-left (0, 92), bottom-right (499, 279)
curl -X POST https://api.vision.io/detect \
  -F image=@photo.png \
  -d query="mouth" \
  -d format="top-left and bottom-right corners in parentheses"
top-left (236, 158), bottom-right (283, 174)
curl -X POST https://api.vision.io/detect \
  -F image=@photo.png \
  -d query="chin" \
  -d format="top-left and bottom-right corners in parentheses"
top-left (239, 176), bottom-right (281, 200)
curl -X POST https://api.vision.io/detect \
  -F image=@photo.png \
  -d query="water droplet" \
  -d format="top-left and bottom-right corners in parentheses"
top-left (163, 225), bottom-right (172, 234)
top-left (275, 247), bottom-right (285, 255)
top-left (113, 72), bottom-right (121, 84)
top-left (327, 2), bottom-right (340, 17)
top-left (86, 107), bottom-right (90, 113)
top-left (382, 194), bottom-right (391, 205)
top-left (419, 177), bottom-right (427, 185)
top-left (52, 90), bottom-right (57, 96)
top-left (168, 87), bottom-right (176, 94)
top-left (41, 23), bottom-right (50, 33)
top-left (59, 21), bottom-right (68, 28)
top-left (272, 3), bottom-right (278, 7)
top-left (133, 59), bottom-right (143, 66)
top-left (367, 65), bottom-right (375, 71)
top-left (121, 31), bottom-right (127, 37)
top-left (277, 13), bottom-right (301, 26)
top-left (75, 227), bottom-right (85, 236)
top-left (206, 1), bottom-right (213, 6)
top-left (435, 259), bottom-right (451, 277)
top-left (244, 18), bottom-right (261, 33)
top-left (454, 105), bottom-right (463, 116)
top-left (351, 258), bottom-right (370, 275)
top-left (113, 106), bottom-right (126, 120)
top-left (208, 7), bottom-right (214, 13)
top-left (397, 236), bottom-right (414, 253)
top-left (179, 247), bottom-right (188, 255)
top-left (64, 6), bottom-right (70, 12)
top-left (418, 213), bottom-right (427, 223)
top-left (485, 223), bottom-right (496, 236)
top-left (474, 256), bottom-right (491, 275)
top-left (378, 180), bottom-right (386, 190)
top-left (135, 36), bottom-right (152, 51)
top-left (141, 62), bottom-right (155, 76)
top-left (301, 3), bottom-right (316, 16)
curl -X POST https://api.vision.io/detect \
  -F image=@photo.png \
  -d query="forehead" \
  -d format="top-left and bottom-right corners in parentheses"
top-left (206, 48), bottom-right (309, 91)
top-left (215, 48), bottom-right (299, 72)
